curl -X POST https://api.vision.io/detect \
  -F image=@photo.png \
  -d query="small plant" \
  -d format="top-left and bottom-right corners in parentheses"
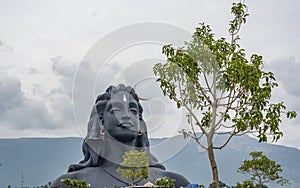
top-left (208, 180), bottom-right (228, 188)
top-left (155, 177), bottom-right (175, 188)
top-left (116, 150), bottom-right (149, 186)
top-left (236, 180), bottom-right (257, 188)
top-left (61, 178), bottom-right (90, 188)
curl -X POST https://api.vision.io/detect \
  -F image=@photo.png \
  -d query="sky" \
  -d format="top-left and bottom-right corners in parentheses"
top-left (0, 0), bottom-right (299, 150)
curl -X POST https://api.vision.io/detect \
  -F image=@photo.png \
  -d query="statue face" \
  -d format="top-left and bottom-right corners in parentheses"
top-left (103, 91), bottom-right (140, 142)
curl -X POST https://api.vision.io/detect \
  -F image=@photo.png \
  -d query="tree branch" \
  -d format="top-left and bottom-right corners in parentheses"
top-left (173, 96), bottom-right (209, 137)
top-left (213, 128), bottom-right (237, 150)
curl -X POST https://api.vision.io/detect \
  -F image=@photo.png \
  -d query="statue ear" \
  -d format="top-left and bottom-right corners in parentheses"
top-left (87, 112), bottom-right (101, 139)
top-left (85, 105), bottom-right (105, 157)
top-left (86, 104), bottom-right (105, 139)
top-left (95, 101), bottom-right (106, 117)
top-left (98, 114), bottom-right (104, 124)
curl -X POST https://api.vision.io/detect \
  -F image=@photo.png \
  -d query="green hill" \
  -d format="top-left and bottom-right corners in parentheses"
top-left (0, 135), bottom-right (299, 187)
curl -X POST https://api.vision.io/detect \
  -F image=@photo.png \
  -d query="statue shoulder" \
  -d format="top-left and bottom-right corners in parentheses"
top-left (51, 167), bottom-right (108, 188)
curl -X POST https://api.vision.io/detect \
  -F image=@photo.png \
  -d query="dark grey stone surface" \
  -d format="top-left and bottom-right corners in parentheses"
top-left (51, 84), bottom-right (189, 188)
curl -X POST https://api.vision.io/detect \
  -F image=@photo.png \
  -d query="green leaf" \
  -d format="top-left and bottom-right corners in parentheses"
top-left (116, 150), bottom-right (149, 186)
top-left (238, 151), bottom-right (289, 187)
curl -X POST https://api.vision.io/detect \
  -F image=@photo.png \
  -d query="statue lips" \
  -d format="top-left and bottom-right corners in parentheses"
top-left (119, 121), bottom-right (134, 129)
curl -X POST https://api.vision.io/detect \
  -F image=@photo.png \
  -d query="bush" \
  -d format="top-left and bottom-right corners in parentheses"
top-left (155, 177), bottom-right (175, 188)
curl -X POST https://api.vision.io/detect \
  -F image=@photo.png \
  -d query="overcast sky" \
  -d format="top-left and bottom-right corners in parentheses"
top-left (0, 0), bottom-right (299, 149)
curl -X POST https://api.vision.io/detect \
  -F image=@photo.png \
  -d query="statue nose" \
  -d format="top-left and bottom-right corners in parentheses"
top-left (121, 109), bottom-right (130, 121)
top-left (122, 115), bottom-right (130, 121)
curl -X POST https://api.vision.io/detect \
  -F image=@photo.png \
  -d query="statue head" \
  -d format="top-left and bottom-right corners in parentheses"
top-left (95, 84), bottom-right (144, 143)
top-left (68, 84), bottom-right (164, 172)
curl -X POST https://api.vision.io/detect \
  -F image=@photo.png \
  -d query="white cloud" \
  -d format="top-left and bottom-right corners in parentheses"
top-left (263, 57), bottom-right (300, 148)
top-left (0, 73), bottom-right (59, 135)
top-left (0, 0), bottom-right (299, 149)
top-left (266, 57), bottom-right (300, 98)
top-left (0, 59), bottom-right (78, 138)
top-left (0, 39), bottom-right (13, 52)
top-left (50, 56), bottom-right (77, 97)
top-left (0, 72), bottom-right (24, 115)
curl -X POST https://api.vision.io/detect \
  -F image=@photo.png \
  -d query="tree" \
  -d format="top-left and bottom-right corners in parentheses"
top-left (238, 151), bottom-right (289, 188)
top-left (61, 178), bottom-right (90, 188)
top-left (208, 180), bottom-right (228, 188)
top-left (155, 177), bottom-right (175, 188)
top-left (236, 180), bottom-right (257, 188)
top-left (116, 150), bottom-right (149, 186)
top-left (39, 181), bottom-right (52, 188)
top-left (153, 2), bottom-right (297, 188)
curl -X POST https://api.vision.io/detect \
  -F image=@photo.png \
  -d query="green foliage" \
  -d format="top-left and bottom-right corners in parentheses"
top-left (154, 3), bottom-right (297, 144)
top-left (36, 181), bottom-right (52, 188)
top-left (153, 1), bottom-right (296, 188)
top-left (116, 150), bottom-right (149, 186)
top-left (236, 180), bottom-right (257, 188)
top-left (208, 180), bottom-right (228, 188)
top-left (61, 178), bottom-right (90, 188)
top-left (238, 151), bottom-right (289, 188)
top-left (155, 177), bottom-right (175, 188)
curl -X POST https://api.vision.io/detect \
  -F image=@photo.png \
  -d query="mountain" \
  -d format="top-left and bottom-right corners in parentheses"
top-left (0, 135), bottom-right (299, 188)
